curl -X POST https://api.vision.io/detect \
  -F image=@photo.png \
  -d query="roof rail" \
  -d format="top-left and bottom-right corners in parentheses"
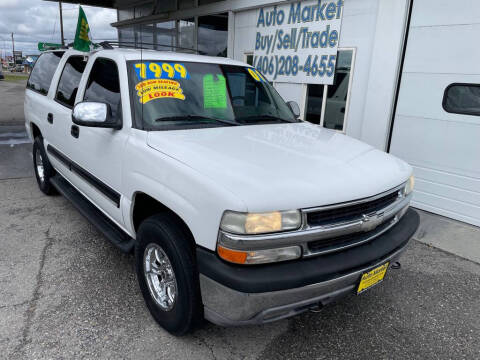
top-left (95, 40), bottom-right (200, 54)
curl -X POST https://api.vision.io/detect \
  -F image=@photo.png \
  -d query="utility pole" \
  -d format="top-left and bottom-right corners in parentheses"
top-left (59, 1), bottom-right (65, 46)
top-left (11, 32), bottom-right (14, 58)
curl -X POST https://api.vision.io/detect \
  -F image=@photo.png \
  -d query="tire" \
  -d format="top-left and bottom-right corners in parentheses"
top-left (33, 137), bottom-right (56, 195)
top-left (135, 214), bottom-right (203, 335)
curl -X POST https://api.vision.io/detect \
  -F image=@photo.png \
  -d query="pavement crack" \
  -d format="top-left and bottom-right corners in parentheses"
top-left (193, 335), bottom-right (217, 360)
top-left (12, 225), bottom-right (53, 358)
top-left (0, 299), bottom-right (31, 310)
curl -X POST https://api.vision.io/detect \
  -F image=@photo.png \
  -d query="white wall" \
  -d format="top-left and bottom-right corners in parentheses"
top-left (358, 0), bottom-right (409, 149)
top-left (232, 0), bottom-right (408, 148)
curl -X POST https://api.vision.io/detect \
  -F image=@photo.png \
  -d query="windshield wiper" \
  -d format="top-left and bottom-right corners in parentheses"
top-left (236, 115), bottom-right (296, 123)
top-left (154, 115), bottom-right (239, 126)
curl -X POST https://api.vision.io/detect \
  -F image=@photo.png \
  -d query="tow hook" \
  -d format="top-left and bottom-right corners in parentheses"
top-left (391, 261), bottom-right (401, 270)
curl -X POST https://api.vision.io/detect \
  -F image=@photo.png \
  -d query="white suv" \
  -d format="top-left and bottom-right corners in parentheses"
top-left (24, 47), bottom-right (419, 335)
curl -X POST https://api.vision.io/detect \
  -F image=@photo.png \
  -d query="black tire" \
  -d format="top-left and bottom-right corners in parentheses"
top-left (135, 214), bottom-right (203, 335)
top-left (33, 137), bottom-right (57, 195)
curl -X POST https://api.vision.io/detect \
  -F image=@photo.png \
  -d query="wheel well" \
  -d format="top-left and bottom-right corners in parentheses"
top-left (132, 193), bottom-right (196, 248)
top-left (31, 123), bottom-right (42, 139)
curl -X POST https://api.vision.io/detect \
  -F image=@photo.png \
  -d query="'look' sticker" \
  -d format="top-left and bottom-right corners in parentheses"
top-left (135, 79), bottom-right (185, 104)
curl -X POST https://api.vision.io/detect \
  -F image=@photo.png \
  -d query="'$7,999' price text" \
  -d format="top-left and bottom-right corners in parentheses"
top-left (253, 54), bottom-right (337, 81)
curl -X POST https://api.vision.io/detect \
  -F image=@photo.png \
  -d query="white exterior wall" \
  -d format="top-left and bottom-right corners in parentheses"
top-left (232, 0), bottom-right (408, 148)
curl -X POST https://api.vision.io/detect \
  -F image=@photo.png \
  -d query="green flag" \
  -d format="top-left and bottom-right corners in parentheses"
top-left (73, 6), bottom-right (92, 52)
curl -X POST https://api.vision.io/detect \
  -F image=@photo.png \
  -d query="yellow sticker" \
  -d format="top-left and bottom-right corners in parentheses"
top-left (135, 79), bottom-right (185, 104)
top-left (248, 68), bottom-right (261, 81)
top-left (247, 68), bottom-right (267, 82)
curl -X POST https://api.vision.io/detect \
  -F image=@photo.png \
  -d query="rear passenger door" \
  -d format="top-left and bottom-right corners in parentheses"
top-left (46, 54), bottom-right (88, 178)
top-left (63, 56), bottom-right (127, 227)
top-left (24, 51), bottom-right (64, 144)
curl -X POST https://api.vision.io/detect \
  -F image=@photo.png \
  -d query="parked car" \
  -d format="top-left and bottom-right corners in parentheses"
top-left (24, 48), bottom-right (419, 335)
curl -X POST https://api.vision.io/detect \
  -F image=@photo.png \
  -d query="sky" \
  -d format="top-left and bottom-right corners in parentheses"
top-left (0, 0), bottom-right (118, 57)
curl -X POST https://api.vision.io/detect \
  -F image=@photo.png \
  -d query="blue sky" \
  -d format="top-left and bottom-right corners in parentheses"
top-left (0, 0), bottom-right (117, 56)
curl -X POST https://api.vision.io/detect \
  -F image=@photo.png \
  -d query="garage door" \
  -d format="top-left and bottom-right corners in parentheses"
top-left (390, 0), bottom-right (480, 226)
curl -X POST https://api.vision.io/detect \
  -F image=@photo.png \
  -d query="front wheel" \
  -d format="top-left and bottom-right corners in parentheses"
top-left (33, 137), bottom-right (56, 195)
top-left (135, 214), bottom-right (203, 335)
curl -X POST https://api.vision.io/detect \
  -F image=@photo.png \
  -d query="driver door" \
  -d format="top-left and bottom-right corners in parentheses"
top-left (66, 56), bottom-right (128, 227)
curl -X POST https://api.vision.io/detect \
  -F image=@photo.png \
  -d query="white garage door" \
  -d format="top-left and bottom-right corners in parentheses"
top-left (390, 0), bottom-right (480, 226)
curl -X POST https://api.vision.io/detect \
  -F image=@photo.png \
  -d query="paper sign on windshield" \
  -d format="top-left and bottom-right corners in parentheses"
top-left (203, 74), bottom-right (227, 109)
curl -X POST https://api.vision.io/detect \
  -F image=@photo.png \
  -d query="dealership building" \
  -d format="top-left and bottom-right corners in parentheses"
top-left (49, 0), bottom-right (480, 227)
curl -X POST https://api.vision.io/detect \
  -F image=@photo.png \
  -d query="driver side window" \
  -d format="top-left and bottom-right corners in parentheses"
top-left (84, 58), bottom-right (122, 120)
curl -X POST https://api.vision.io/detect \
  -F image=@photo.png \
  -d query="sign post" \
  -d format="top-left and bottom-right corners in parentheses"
top-left (253, 0), bottom-right (344, 85)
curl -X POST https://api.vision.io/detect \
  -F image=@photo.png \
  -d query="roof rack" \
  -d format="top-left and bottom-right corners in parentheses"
top-left (39, 40), bottom-right (201, 54)
top-left (96, 40), bottom-right (200, 54)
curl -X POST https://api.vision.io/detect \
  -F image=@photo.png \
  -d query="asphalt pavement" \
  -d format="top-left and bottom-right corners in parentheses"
top-left (0, 80), bottom-right (479, 359)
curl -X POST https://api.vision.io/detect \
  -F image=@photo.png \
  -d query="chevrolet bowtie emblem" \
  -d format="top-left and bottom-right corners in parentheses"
top-left (361, 212), bottom-right (384, 232)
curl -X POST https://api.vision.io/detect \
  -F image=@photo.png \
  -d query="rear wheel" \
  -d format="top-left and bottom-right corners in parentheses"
top-left (135, 214), bottom-right (203, 335)
top-left (33, 137), bottom-right (56, 195)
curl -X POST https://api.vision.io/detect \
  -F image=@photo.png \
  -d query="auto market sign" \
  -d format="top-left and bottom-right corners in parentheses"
top-left (253, 0), bottom-right (344, 84)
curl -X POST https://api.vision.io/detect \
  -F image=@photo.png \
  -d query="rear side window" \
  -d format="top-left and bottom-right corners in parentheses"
top-left (84, 58), bottom-right (122, 119)
top-left (55, 56), bottom-right (87, 108)
top-left (443, 83), bottom-right (480, 116)
top-left (27, 52), bottom-right (64, 95)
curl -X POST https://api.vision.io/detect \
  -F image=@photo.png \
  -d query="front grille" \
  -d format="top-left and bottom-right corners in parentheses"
top-left (306, 190), bottom-right (400, 228)
top-left (307, 218), bottom-right (393, 254)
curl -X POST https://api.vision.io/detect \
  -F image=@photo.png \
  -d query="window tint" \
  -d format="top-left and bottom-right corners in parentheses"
top-left (443, 83), bottom-right (480, 116)
top-left (27, 52), bottom-right (64, 95)
top-left (84, 58), bottom-right (122, 119)
top-left (55, 56), bottom-right (87, 108)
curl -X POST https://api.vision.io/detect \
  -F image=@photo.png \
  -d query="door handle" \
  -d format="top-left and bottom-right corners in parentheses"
top-left (71, 125), bottom-right (79, 138)
top-left (47, 113), bottom-right (53, 124)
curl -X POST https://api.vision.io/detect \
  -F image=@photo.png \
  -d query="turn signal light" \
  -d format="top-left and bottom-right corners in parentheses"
top-left (217, 246), bottom-right (248, 264)
top-left (217, 245), bottom-right (302, 265)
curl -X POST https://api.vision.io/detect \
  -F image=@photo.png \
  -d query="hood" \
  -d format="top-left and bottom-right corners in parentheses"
top-left (146, 122), bottom-right (411, 211)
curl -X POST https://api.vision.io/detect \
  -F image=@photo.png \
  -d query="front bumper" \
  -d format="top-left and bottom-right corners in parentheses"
top-left (197, 208), bottom-right (420, 326)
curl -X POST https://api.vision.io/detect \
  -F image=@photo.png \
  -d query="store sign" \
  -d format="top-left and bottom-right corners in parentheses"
top-left (253, 0), bottom-right (344, 84)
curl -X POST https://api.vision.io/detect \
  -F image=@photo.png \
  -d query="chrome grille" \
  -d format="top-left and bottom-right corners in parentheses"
top-left (306, 191), bottom-right (399, 228)
top-left (217, 183), bottom-right (412, 260)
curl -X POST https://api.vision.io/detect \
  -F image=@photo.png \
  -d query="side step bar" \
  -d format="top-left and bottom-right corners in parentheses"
top-left (50, 174), bottom-right (135, 253)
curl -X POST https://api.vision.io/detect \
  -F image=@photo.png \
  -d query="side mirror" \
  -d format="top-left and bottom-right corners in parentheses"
top-left (287, 101), bottom-right (300, 119)
top-left (72, 102), bottom-right (121, 129)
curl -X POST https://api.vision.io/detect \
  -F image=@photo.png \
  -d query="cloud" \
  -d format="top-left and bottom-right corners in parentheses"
top-left (0, 0), bottom-right (117, 56)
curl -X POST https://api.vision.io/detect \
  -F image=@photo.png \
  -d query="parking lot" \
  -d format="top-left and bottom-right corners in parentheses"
top-left (0, 80), bottom-right (479, 359)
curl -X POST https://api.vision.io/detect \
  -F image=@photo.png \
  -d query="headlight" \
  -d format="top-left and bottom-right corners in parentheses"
top-left (217, 245), bottom-right (302, 265)
top-left (220, 210), bottom-right (301, 235)
top-left (404, 175), bottom-right (415, 195)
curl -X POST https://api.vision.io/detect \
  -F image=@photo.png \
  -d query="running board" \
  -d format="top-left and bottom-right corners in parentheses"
top-left (50, 174), bottom-right (135, 253)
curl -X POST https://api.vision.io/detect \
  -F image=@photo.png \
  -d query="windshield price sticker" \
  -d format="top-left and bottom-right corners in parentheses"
top-left (253, 0), bottom-right (344, 85)
top-left (134, 62), bottom-right (190, 81)
top-left (135, 79), bottom-right (185, 104)
top-left (247, 68), bottom-right (267, 82)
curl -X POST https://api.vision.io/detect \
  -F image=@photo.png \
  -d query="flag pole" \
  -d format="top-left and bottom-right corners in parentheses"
top-left (59, 1), bottom-right (65, 46)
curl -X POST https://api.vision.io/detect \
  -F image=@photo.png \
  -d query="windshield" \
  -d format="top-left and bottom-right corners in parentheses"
top-left (128, 60), bottom-right (298, 130)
